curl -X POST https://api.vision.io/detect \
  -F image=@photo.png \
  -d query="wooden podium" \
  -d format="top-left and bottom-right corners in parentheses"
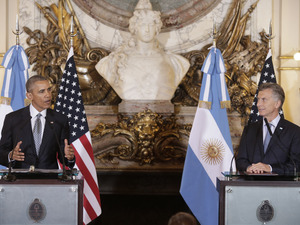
top-left (0, 169), bottom-right (83, 225)
top-left (217, 175), bottom-right (300, 225)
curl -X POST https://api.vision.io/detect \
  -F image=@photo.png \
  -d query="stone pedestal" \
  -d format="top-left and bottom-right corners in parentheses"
top-left (118, 100), bottom-right (175, 114)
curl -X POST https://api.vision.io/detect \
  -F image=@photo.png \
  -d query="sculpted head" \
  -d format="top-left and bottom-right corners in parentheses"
top-left (129, 0), bottom-right (162, 42)
top-left (95, 0), bottom-right (190, 101)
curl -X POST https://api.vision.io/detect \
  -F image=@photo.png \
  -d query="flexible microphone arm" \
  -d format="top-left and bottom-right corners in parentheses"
top-left (3, 154), bottom-right (16, 182)
top-left (46, 119), bottom-right (72, 181)
top-left (264, 118), bottom-right (297, 177)
top-left (229, 150), bottom-right (237, 175)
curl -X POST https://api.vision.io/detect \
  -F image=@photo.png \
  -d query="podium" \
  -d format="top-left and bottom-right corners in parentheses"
top-left (0, 169), bottom-right (83, 225)
top-left (217, 174), bottom-right (300, 225)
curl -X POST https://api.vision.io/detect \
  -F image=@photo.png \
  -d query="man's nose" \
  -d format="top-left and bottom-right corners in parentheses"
top-left (257, 100), bottom-right (261, 107)
top-left (46, 90), bottom-right (52, 97)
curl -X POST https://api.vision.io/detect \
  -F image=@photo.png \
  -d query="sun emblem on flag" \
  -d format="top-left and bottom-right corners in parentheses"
top-left (200, 138), bottom-right (225, 165)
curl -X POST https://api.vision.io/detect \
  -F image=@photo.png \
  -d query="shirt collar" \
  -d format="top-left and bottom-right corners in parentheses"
top-left (29, 104), bottom-right (47, 118)
top-left (263, 114), bottom-right (280, 127)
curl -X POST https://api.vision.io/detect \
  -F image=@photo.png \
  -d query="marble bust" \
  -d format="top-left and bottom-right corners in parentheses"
top-left (95, 0), bottom-right (190, 101)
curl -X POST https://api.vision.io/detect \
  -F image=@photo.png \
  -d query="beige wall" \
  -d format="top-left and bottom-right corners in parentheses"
top-left (0, 0), bottom-right (18, 94)
top-left (274, 0), bottom-right (300, 126)
top-left (0, 0), bottom-right (7, 93)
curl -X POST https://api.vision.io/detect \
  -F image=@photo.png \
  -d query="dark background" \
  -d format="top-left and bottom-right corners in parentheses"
top-left (89, 170), bottom-right (198, 225)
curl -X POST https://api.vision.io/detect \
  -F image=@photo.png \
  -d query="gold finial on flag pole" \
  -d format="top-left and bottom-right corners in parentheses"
top-left (70, 16), bottom-right (77, 48)
top-left (264, 20), bottom-right (275, 49)
top-left (210, 18), bottom-right (219, 49)
top-left (16, 14), bottom-right (19, 32)
top-left (212, 19), bottom-right (217, 48)
top-left (13, 14), bottom-right (23, 45)
top-left (65, 0), bottom-right (90, 51)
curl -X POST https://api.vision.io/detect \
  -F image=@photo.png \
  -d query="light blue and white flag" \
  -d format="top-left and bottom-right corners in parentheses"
top-left (180, 47), bottom-right (235, 225)
top-left (0, 45), bottom-right (29, 136)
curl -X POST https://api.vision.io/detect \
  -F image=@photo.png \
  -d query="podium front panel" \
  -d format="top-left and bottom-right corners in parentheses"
top-left (0, 183), bottom-right (79, 225)
top-left (225, 185), bottom-right (300, 225)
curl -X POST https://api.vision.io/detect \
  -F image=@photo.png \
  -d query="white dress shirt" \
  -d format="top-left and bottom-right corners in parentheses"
top-left (263, 114), bottom-right (280, 142)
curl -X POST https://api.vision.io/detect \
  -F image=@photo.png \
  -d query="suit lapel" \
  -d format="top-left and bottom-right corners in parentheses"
top-left (265, 118), bottom-right (285, 155)
top-left (274, 119), bottom-right (285, 136)
top-left (38, 109), bottom-right (54, 157)
top-left (22, 106), bottom-right (34, 144)
top-left (20, 106), bottom-right (37, 157)
top-left (266, 118), bottom-right (286, 159)
top-left (256, 120), bottom-right (265, 158)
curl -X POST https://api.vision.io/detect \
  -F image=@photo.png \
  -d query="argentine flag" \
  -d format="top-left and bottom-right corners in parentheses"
top-left (180, 47), bottom-right (235, 225)
top-left (0, 45), bottom-right (29, 138)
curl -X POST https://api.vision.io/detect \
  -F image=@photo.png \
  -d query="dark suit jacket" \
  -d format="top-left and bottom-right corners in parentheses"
top-left (0, 106), bottom-right (75, 169)
top-left (236, 118), bottom-right (300, 174)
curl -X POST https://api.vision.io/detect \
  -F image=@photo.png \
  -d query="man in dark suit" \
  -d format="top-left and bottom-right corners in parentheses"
top-left (236, 83), bottom-right (300, 174)
top-left (0, 75), bottom-right (75, 169)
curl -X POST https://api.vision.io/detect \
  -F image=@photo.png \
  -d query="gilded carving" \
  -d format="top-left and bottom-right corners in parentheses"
top-left (92, 109), bottom-right (190, 166)
top-left (24, 1), bottom-right (118, 105)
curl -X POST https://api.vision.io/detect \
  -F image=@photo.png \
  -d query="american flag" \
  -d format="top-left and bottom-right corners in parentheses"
top-left (248, 49), bottom-right (283, 124)
top-left (54, 47), bottom-right (101, 224)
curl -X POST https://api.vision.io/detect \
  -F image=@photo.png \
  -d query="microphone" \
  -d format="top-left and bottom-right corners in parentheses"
top-left (3, 116), bottom-right (32, 182)
top-left (264, 118), bottom-right (297, 177)
top-left (46, 119), bottom-right (72, 181)
top-left (229, 150), bottom-right (237, 176)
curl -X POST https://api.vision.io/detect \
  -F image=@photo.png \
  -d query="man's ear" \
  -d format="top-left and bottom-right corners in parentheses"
top-left (26, 92), bottom-right (33, 100)
top-left (275, 100), bottom-right (281, 110)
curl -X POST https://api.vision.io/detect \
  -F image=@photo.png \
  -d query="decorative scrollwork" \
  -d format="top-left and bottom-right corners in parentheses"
top-left (92, 109), bottom-right (191, 166)
top-left (86, 48), bottom-right (109, 63)
top-left (24, 1), bottom-right (119, 105)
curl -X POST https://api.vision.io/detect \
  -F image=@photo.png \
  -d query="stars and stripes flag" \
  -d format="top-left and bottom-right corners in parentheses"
top-left (54, 47), bottom-right (101, 225)
top-left (248, 49), bottom-right (283, 124)
top-left (180, 47), bottom-right (235, 225)
top-left (0, 45), bottom-right (29, 137)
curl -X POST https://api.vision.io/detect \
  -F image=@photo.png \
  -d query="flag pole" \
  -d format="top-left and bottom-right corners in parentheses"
top-left (55, 19), bottom-right (102, 222)
top-left (12, 14), bottom-right (23, 46)
top-left (265, 20), bottom-right (275, 49)
top-left (247, 19), bottom-right (279, 124)
top-left (70, 16), bottom-right (77, 48)
top-left (65, 0), bottom-right (91, 51)
top-left (212, 18), bottom-right (217, 48)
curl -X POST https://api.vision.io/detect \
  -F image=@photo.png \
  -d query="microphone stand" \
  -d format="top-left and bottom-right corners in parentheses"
top-left (3, 152), bottom-right (16, 182)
